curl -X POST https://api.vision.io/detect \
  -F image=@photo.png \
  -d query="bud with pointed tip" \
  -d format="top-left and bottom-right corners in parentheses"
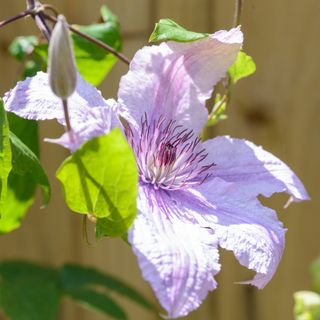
top-left (48, 15), bottom-right (77, 99)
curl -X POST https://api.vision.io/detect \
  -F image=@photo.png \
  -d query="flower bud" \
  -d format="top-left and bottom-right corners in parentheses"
top-left (48, 15), bottom-right (77, 99)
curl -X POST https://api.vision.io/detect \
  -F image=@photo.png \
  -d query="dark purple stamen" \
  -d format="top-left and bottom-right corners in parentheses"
top-left (126, 114), bottom-right (215, 190)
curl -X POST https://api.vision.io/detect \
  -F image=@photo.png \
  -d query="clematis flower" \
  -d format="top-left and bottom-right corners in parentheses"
top-left (4, 27), bottom-right (309, 318)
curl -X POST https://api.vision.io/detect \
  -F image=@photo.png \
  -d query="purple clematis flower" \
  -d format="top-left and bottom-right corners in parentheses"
top-left (4, 27), bottom-right (309, 318)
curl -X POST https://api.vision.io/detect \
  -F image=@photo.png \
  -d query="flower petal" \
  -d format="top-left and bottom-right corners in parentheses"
top-left (46, 99), bottom-right (119, 151)
top-left (119, 27), bottom-right (242, 134)
top-left (4, 72), bottom-right (119, 150)
top-left (203, 136), bottom-right (309, 202)
top-left (183, 177), bottom-right (287, 289)
top-left (129, 184), bottom-right (220, 318)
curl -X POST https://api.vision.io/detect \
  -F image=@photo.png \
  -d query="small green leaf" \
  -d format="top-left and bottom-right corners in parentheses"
top-left (72, 5), bottom-right (121, 85)
top-left (0, 261), bottom-right (61, 320)
top-left (60, 264), bottom-right (155, 311)
top-left (0, 100), bottom-right (12, 218)
top-left (56, 129), bottom-right (138, 237)
top-left (206, 94), bottom-right (228, 127)
top-left (9, 36), bottom-right (38, 61)
top-left (311, 258), bottom-right (320, 293)
top-left (149, 18), bottom-right (208, 43)
top-left (9, 132), bottom-right (50, 206)
top-left (294, 291), bottom-right (320, 320)
top-left (228, 51), bottom-right (256, 84)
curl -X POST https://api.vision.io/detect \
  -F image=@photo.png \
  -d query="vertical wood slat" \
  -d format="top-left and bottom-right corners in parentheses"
top-left (212, 1), bottom-right (320, 320)
top-left (0, 0), bottom-right (319, 319)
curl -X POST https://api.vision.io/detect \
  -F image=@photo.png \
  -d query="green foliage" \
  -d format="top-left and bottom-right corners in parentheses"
top-left (0, 261), bottom-right (61, 320)
top-left (149, 18), bottom-right (208, 43)
top-left (228, 50), bottom-right (256, 84)
top-left (9, 36), bottom-right (38, 61)
top-left (0, 131), bottom-right (50, 233)
top-left (294, 291), bottom-right (320, 320)
top-left (311, 258), bottom-right (320, 293)
top-left (56, 129), bottom-right (138, 238)
top-left (207, 94), bottom-right (228, 127)
top-left (61, 264), bottom-right (155, 311)
top-left (71, 5), bottom-right (121, 86)
top-left (0, 103), bottom-right (50, 233)
top-left (0, 261), bottom-right (156, 320)
top-left (9, 131), bottom-right (50, 206)
top-left (9, 5), bottom-right (121, 86)
top-left (0, 100), bottom-right (12, 218)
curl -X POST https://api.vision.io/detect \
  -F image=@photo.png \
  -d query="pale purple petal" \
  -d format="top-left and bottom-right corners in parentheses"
top-left (119, 27), bottom-right (242, 134)
top-left (46, 99), bottom-right (119, 151)
top-left (178, 177), bottom-right (286, 289)
top-left (129, 184), bottom-right (220, 318)
top-left (203, 136), bottom-right (309, 202)
top-left (4, 72), bottom-right (119, 150)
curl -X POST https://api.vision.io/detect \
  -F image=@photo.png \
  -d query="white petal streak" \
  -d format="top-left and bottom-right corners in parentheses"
top-left (129, 184), bottom-right (220, 318)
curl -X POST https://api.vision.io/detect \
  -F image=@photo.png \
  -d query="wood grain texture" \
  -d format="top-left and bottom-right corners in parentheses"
top-left (0, 0), bottom-right (319, 319)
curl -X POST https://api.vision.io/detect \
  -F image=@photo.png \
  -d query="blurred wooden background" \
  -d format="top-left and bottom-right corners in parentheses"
top-left (0, 0), bottom-right (319, 319)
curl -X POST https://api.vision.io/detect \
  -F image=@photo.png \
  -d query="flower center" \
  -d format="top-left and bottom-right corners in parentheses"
top-left (126, 114), bottom-right (215, 190)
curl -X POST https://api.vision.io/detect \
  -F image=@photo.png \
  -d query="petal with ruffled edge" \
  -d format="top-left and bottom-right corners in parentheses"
top-left (175, 177), bottom-right (287, 289)
top-left (202, 136), bottom-right (309, 202)
top-left (129, 184), bottom-right (220, 318)
top-left (119, 27), bottom-right (243, 135)
top-left (4, 72), bottom-right (119, 150)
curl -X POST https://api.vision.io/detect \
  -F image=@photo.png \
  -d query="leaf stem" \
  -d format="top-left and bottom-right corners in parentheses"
top-left (233, 0), bottom-right (243, 27)
top-left (43, 13), bottom-right (131, 65)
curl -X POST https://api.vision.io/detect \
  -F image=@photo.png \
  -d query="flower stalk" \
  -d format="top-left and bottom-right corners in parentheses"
top-left (48, 15), bottom-right (77, 141)
top-left (233, 0), bottom-right (243, 27)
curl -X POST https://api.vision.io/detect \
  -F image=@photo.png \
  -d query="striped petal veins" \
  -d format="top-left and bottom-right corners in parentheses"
top-left (126, 114), bottom-right (215, 190)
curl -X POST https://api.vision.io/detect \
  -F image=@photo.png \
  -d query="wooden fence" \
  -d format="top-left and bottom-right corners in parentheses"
top-left (0, 0), bottom-right (319, 319)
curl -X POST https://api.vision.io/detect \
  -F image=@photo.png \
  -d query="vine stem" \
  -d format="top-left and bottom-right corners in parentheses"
top-left (43, 13), bottom-right (131, 65)
top-left (0, 9), bottom-right (33, 28)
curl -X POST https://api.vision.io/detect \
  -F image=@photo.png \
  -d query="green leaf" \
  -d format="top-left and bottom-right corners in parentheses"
top-left (0, 261), bottom-right (61, 320)
top-left (9, 36), bottom-right (38, 61)
top-left (0, 125), bottom-right (50, 232)
top-left (56, 129), bottom-right (138, 237)
top-left (228, 51), bottom-right (256, 84)
top-left (294, 291), bottom-right (320, 320)
top-left (9, 132), bottom-right (50, 206)
top-left (66, 288), bottom-right (127, 320)
top-left (311, 258), bottom-right (320, 293)
top-left (149, 18), bottom-right (208, 43)
top-left (71, 5), bottom-right (121, 85)
top-left (60, 264), bottom-right (155, 311)
top-left (0, 100), bottom-right (12, 218)
top-left (206, 94), bottom-right (228, 127)
top-left (7, 113), bottom-right (39, 156)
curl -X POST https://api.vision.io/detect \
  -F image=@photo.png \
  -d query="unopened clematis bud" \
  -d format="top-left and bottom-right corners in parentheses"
top-left (48, 15), bottom-right (77, 99)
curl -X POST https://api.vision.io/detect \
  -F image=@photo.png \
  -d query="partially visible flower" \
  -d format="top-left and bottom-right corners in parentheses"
top-left (48, 15), bottom-right (77, 100)
top-left (4, 27), bottom-right (309, 318)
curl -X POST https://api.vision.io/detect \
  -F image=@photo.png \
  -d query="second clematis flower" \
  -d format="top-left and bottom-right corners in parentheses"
top-left (4, 27), bottom-right (309, 318)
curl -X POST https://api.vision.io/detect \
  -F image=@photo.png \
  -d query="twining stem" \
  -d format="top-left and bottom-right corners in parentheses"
top-left (43, 13), bottom-right (131, 65)
top-left (233, 0), bottom-right (243, 27)
top-left (0, 9), bottom-right (33, 28)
